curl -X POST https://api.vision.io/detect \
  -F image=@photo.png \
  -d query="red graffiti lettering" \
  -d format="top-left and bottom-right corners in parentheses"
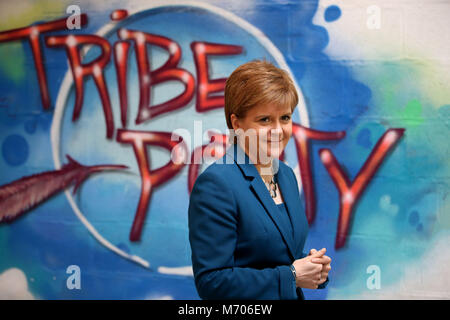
top-left (0, 15), bottom-right (87, 110)
top-left (191, 41), bottom-right (243, 112)
top-left (46, 34), bottom-right (114, 137)
top-left (319, 128), bottom-right (405, 249)
top-left (116, 129), bottom-right (188, 241)
top-left (0, 12), bottom-right (407, 249)
top-left (110, 9), bottom-right (128, 21)
top-left (291, 123), bottom-right (346, 224)
top-left (113, 40), bottom-right (131, 128)
top-left (119, 29), bottom-right (196, 124)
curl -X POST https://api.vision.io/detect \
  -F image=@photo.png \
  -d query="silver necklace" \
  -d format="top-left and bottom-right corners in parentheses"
top-left (260, 162), bottom-right (277, 198)
top-left (264, 176), bottom-right (277, 198)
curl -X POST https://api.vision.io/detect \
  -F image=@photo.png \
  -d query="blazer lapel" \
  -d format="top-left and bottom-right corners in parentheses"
top-left (226, 144), bottom-right (297, 260)
top-left (276, 166), bottom-right (307, 257)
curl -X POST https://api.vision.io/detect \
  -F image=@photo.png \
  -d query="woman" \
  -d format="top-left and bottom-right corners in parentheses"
top-left (188, 60), bottom-right (331, 300)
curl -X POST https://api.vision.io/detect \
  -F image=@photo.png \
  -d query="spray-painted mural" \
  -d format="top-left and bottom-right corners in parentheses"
top-left (0, 0), bottom-right (448, 300)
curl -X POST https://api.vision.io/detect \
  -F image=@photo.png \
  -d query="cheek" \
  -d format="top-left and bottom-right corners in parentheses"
top-left (283, 125), bottom-right (292, 142)
top-left (257, 128), bottom-right (270, 140)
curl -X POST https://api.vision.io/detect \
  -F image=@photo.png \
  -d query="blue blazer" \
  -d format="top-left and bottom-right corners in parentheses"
top-left (188, 143), bottom-right (328, 300)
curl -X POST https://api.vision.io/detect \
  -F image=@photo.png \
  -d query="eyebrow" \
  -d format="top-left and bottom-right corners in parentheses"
top-left (255, 112), bottom-right (292, 119)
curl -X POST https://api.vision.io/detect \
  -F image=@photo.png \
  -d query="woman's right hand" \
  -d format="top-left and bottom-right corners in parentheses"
top-left (292, 248), bottom-right (326, 289)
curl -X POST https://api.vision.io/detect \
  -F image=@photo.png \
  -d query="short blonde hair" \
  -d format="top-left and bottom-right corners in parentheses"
top-left (224, 60), bottom-right (298, 130)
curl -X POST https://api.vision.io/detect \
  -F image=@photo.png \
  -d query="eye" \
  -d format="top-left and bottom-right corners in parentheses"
top-left (281, 115), bottom-right (291, 121)
top-left (259, 117), bottom-right (270, 123)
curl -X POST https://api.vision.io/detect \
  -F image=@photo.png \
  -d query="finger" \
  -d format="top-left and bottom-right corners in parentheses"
top-left (311, 257), bottom-right (328, 264)
top-left (309, 249), bottom-right (317, 256)
top-left (311, 248), bottom-right (326, 258)
top-left (311, 254), bottom-right (331, 264)
top-left (321, 268), bottom-right (330, 275)
top-left (312, 255), bottom-right (331, 264)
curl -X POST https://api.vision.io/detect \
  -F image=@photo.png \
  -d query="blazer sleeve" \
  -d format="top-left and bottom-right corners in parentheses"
top-left (188, 169), bottom-right (297, 300)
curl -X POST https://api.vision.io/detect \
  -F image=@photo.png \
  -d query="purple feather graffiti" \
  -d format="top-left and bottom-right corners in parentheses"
top-left (0, 155), bottom-right (127, 223)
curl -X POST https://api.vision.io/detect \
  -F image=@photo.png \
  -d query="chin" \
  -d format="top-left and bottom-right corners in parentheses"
top-left (268, 141), bottom-right (287, 158)
top-left (269, 148), bottom-right (283, 159)
top-left (260, 146), bottom-right (283, 160)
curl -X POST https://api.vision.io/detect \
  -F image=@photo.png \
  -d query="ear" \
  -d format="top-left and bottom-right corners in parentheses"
top-left (230, 114), bottom-right (240, 131)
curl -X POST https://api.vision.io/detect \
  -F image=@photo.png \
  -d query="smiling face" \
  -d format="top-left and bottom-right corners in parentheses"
top-left (231, 103), bottom-right (293, 166)
top-left (225, 60), bottom-right (298, 169)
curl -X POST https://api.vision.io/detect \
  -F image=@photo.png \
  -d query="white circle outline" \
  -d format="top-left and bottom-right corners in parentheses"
top-left (51, 0), bottom-right (310, 269)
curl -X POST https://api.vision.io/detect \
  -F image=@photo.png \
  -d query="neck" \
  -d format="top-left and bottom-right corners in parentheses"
top-left (237, 142), bottom-right (273, 177)
top-left (254, 162), bottom-right (273, 177)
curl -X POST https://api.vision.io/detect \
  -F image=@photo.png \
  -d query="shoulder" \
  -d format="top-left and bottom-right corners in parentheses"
top-left (277, 160), bottom-right (301, 190)
top-left (195, 157), bottom-right (240, 184)
top-left (188, 159), bottom-right (238, 219)
top-left (279, 161), bottom-right (300, 194)
top-left (190, 158), bottom-right (240, 195)
top-left (278, 159), bottom-right (291, 171)
top-left (278, 160), bottom-right (296, 178)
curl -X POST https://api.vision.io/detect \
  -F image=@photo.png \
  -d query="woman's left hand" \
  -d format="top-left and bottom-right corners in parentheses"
top-left (308, 248), bottom-right (331, 285)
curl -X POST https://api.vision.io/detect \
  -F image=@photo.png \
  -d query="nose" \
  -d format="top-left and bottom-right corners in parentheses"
top-left (269, 122), bottom-right (283, 141)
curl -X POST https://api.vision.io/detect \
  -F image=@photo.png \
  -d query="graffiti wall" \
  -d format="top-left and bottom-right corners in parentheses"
top-left (0, 0), bottom-right (448, 300)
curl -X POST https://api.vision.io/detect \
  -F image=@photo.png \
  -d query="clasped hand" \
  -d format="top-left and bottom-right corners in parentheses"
top-left (292, 248), bottom-right (332, 289)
